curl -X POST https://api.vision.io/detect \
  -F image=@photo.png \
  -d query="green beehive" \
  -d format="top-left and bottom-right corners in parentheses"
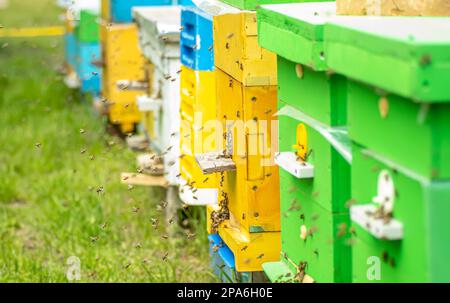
top-left (325, 17), bottom-right (450, 180)
top-left (351, 144), bottom-right (450, 282)
top-left (75, 10), bottom-right (100, 43)
top-left (257, 2), bottom-right (352, 282)
top-left (324, 17), bottom-right (450, 282)
top-left (221, 0), bottom-right (322, 11)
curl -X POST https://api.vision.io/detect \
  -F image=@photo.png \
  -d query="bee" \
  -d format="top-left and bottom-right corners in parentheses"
top-left (35, 142), bottom-right (42, 148)
top-left (241, 246), bottom-right (248, 251)
top-left (123, 263), bottom-right (131, 269)
top-left (164, 74), bottom-right (171, 80)
top-left (160, 201), bottom-right (168, 209)
top-left (122, 176), bottom-right (129, 181)
top-left (226, 33), bottom-right (234, 39)
top-left (186, 232), bottom-right (196, 240)
top-left (252, 185), bottom-right (258, 192)
top-left (264, 109), bottom-right (272, 115)
top-left (256, 253), bottom-right (264, 259)
top-left (96, 186), bottom-right (104, 194)
top-left (179, 154), bottom-right (186, 159)
top-left (236, 111), bottom-right (240, 118)
top-left (161, 234), bottom-right (169, 240)
top-left (176, 173), bottom-right (182, 178)
top-left (89, 155), bottom-right (95, 161)
top-left (170, 132), bottom-right (177, 137)
top-left (182, 204), bottom-right (189, 211)
top-left (162, 252), bottom-right (169, 262)
top-left (128, 184), bottom-right (134, 191)
top-left (176, 69), bottom-right (182, 74)
top-left (92, 71), bottom-right (98, 76)
top-left (208, 45), bottom-right (213, 51)
top-left (80, 148), bottom-right (87, 154)
top-left (203, 177), bottom-right (209, 183)
top-left (179, 26), bottom-right (184, 31)
top-left (80, 128), bottom-right (86, 134)
top-left (135, 242), bottom-right (142, 249)
top-left (132, 206), bottom-right (140, 213)
top-left (168, 217), bottom-right (175, 225)
top-left (90, 236), bottom-right (99, 243)
top-left (100, 222), bottom-right (107, 229)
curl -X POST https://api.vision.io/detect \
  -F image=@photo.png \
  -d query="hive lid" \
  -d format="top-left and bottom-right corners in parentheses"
top-left (325, 17), bottom-right (450, 102)
top-left (133, 6), bottom-right (181, 67)
top-left (133, 6), bottom-right (181, 40)
top-left (257, 2), bottom-right (337, 70)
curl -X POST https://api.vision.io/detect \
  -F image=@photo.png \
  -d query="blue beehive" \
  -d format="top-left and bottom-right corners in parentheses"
top-left (110, 0), bottom-right (173, 23)
top-left (65, 33), bottom-right (78, 69)
top-left (180, 6), bottom-right (214, 71)
top-left (208, 234), bottom-right (238, 282)
top-left (77, 42), bottom-right (102, 94)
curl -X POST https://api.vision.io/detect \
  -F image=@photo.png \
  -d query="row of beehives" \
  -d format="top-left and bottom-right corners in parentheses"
top-left (62, 0), bottom-right (450, 283)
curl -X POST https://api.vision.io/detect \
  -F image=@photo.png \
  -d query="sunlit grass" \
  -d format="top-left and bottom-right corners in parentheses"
top-left (0, 0), bottom-right (215, 283)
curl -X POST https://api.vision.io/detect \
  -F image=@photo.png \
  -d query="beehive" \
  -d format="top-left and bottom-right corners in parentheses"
top-left (178, 5), bottom-right (219, 206)
top-left (101, 23), bottom-right (146, 133)
top-left (196, 0), bottom-right (281, 273)
top-left (108, 0), bottom-right (173, 23)
top-left (133, 6), bottom-right (182, 185)
top-left (75, 10), bottom-right (100, 43)
top-left (324, 16), bottom-right (450, 282)
top-left (257, 2), bottom-right (352, 282)
top-left (221, 0), bottom-right (321, 10)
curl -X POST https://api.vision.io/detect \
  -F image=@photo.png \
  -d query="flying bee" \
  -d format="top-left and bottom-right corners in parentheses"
top-left (208, 45), bottom-right (213, 51)
top-left (135, 242), bottom-right (142, 249)
top-left (161, 234), bottom-right (169, 240)
top-left (264, 109), bottom-right (272, 115)
top-left (100, 222), bottom-right (107, 229)
top-left (241, 246), bottom-right (248, 251)
top-left (186, 232), bottom-right (196, 240)
top-left (132, 206), bottom-right (140, 213)
top-left (128, 184), bottom-right (134, 191)
top-left (226, 33), bottom-right (234, 39)
top-left (160, 201), bottom-right (168, 209)
top-left (203, 177), bottom-right (209, 183)
top-left (90, 236), bottom-right (99, 243)
top-left (35, 142), bottom-right (42, 148)
top-left (79, 128), bottom-right (86, 134)
top-left (162, 252), bottom-right (169, 262)
top-left (179, 26), bottom-right (184, 31)
top-left (182, 204), bottom-right (189, 211)
top-left (80, 148), bottom-right (87, 154)
top-left (257, 253), bottom-right (264, 259)
top-left (92, 71), bottom-right (98, 76)
top-left (89, 155), bottom-right (95, 161)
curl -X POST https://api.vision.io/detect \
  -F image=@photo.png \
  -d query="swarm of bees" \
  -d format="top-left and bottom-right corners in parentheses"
top-left (210, 191), bottom-right (230, 234)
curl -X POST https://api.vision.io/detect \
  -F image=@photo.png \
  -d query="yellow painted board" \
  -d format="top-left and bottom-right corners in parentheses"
top-left (101, 23), bottom-right (146, 130)
top-left (213, 12), bottom-right (277, 87)
top-left (141, 60), bottom-right (155, 139)
top-left (0, 26), bottom-right (64, 38)
top-left (180, 66), bottom-right (219, 189)
top-left (216, 68), bottom-right (280, 235)
top-left (218, 224), bottom-right (280, 272)
top-left (101, 0), bottom-right (111, 22)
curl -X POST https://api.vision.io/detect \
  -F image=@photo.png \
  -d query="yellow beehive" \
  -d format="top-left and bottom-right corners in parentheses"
top-left (101, 0), bottom-right (111, 22)
top-left (214, 67), bottom-right (280, 272)
top-left (213, 12), bottom-right (277, 87)
top-left (179, 65), bottom-right (219, 204)
top-left (140, 60), bottom-right (155, 140)
top-left (101, 23), bottom-right (146, 133)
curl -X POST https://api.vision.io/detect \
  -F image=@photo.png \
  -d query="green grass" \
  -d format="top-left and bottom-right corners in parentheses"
top-left (0, 0), bottom-right (216, 282)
